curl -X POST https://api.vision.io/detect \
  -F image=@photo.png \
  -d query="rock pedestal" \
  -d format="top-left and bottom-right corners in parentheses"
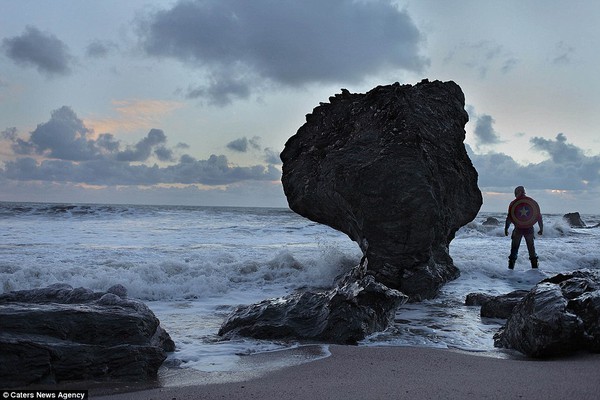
top-left (281, 80), bottom-right (482, 300)
top-left (220, 80), bottom-right (482, 346)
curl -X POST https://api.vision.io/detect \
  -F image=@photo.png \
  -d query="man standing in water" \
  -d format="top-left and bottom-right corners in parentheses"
top-left (504, 186), bottom-right (543, 269)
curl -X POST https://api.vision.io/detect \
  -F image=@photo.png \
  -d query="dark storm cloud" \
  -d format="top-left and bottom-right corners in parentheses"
top-left (1, 107), bottom-right (281, 186)
top-left (138, 0), bottom-right (428, 104)
top-left (467, 134), bottom-right (600, 191)
top-left (2, 26), bottom-right (72, 77)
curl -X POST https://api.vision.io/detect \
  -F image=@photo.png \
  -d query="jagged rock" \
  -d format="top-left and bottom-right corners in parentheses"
top-left (494, 270), bottom-right (600, 357)
top-left (280, 79), bottom-right (482, 300)
top-left (482, 217), bottom-right (500, 226)
top-left (0, 284), bottom-right (174, 387)
top-left (465, 292), bottom-right (493, 306)
top-left (466, 290), bottom-right (528, 319)
top-left (219, 259), bottom-right (408, 345)
top-left (563, 212), bottom-right (586, 228)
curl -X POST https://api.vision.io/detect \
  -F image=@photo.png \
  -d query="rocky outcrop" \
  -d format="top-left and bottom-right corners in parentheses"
top-left (0, 284), bottom-right (174, 387)
top-left (220, 80), bottom-right (480, 345)
top-left (465, 290), bottom-right (528, 319)
top-left (219, 259), bottom-right (408, 345)
top-left (494, 270), bottom-right (600, 357)
top-left (482, 217), bottom-right (500, 226)
top-left (280, 79), bottom-right (482, 300)
top-left (563, 212), bottom-right (586, 228)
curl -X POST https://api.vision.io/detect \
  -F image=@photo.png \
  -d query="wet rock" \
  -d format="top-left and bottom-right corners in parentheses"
top-left (466, 290), bottom-right (529, 319)
top-left (280, 80), bottom-right (482, 300)
top-left (563, 212), bottom-right (586, 228)
top-left (494, 270), bottom-right (600, 357)
top-left (482, 217), bottom-right (500, 226)
top-left (0, 284), bottom-right (174, 387)
top-left (219, 259), bottom-right (408, 345)
top-left (465, 292), bottom-right (493, 306)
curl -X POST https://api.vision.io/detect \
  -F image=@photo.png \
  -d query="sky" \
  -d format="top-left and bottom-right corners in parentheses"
top-left (1, 0), bottom-right (599, 213)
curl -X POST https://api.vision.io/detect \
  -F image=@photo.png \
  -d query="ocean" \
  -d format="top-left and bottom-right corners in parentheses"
top-left (1, 202), bottom-right (599, 372)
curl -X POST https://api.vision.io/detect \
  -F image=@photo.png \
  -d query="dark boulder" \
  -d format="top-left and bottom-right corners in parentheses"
top-left (494, 270), bottom-right (600, 357)
top-left (219, 259), bottom-right (408, 345)
top-left (482, 217), bottom-right (500, 226)
top-left (0, 284), bottom-right (174, 387)
top-left (563, 212), bottom-right (586, 228)
top-left (466, 290), bottom-right (528, 319)
top-left (280, 80), bottom-right (482, 300)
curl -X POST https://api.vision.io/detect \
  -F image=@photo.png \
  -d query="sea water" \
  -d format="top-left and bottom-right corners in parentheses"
top-left (1, 202), bottom-right (599, 371)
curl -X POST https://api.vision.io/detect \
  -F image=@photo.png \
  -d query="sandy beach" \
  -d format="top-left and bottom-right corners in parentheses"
top-left (88, 345), bottom-right (600, 400)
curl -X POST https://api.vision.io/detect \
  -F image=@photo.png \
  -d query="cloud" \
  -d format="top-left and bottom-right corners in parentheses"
top-left (137, 0), bottom-right (428, 104)
top-left (116, 128), bottom-right (170, 162)
top-left (227, 137), bottom-right (250, 152)
top-left (186, 72), bottom-right (253, 106)
top-left (85, 40), bottom-right (117, 58)
top-left (474, 114), bottom-right (502, 146)
top-left (12, 106), bottom-right (95, 161)
top-left (1, 106), bottom-right (280, 186)
top-left (264, 148), bottom-right (281, 165)
top-left (1, 127), bottom-right (18, 141)
top-left (5, 106), bottom-right (175, 164)
top-left (551, 42), bottom-right (575, 65)
top-left (226, 136), bottom-right (261, 152)
top-left (530, 133), bottom-right (585, 164)
top-left (2, 154), bottom-right (280, 186)
top-left (226, 136), bottom-right (280, 164)
top-left (2, 26), bottom-right (72, 77)
top-left (467, 134), bottom-right (600, 192)
top-left (8, 106), bottom-right (183, 163)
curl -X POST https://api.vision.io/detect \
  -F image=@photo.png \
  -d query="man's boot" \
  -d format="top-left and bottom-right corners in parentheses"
top-left (508, 258), bottom-right (516, 270)
top-left (530, 256), bottom-right (539, 269)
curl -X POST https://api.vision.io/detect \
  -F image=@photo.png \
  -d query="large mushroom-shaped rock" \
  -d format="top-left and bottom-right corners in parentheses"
top-left (281, 80), bottom-right (482, 300)
top-left (0, 284), bottom-right (174, 387)
top-left (494, 270), bottom-right (600, 357)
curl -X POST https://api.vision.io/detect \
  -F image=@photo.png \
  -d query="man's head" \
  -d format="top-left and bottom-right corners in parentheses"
top-left (514, 186), bottom-right (525, 197)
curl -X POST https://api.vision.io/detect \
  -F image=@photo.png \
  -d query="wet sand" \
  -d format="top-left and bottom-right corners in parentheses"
top-left (89, 345), bottom-right (600, 400)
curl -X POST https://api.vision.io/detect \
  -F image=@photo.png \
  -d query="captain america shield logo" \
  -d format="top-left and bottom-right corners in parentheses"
top-left (509, 197), bottom-right (540, 229)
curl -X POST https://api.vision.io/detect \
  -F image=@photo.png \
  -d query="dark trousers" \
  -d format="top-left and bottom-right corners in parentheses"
top-left (509, 227), bottom-right (537, 260)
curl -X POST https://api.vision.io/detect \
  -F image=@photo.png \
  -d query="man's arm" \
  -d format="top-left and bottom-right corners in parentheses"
top-left (537, 215), bottom-right (544, 235)
top-left (504, 216), bottom-right (511, 236)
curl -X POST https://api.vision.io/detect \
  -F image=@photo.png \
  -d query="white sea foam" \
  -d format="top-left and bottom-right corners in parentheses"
top-left (1, 202), bottom-right (599, 370)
